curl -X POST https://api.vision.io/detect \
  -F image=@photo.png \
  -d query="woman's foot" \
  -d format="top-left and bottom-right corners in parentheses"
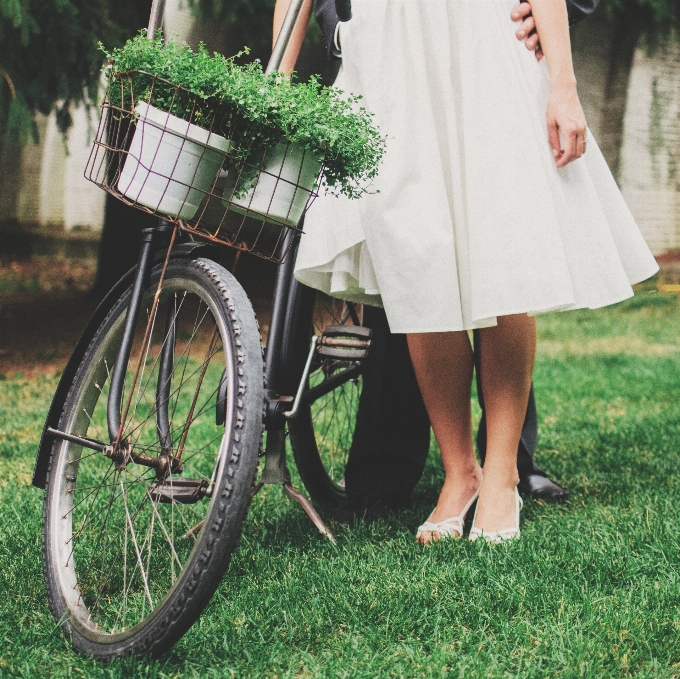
top-left (417, 466), bottom-right (482, 543)
top-left (469, 475), bottom-right (522, 542)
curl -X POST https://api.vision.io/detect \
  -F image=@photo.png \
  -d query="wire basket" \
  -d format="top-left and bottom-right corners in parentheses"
top-left (85, 70), bottom-right (323, 263)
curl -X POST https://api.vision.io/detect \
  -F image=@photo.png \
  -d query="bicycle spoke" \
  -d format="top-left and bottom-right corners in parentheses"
top-left (122, 479), bottom-right (154, 609)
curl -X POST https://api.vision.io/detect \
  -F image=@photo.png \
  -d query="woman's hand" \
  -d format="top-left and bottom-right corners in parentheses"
top-left (527, 0), bottom-right (587, 167)
top-left (546, 83), bottom-right (587, 167)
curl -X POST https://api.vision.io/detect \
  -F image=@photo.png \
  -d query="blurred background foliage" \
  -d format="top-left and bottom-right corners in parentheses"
top-left (608, 0), bottom-right (680, 44)
top-left (0, 0), bottom-right (151, 143)
top-left (189, 0), bottom-right (276, 60)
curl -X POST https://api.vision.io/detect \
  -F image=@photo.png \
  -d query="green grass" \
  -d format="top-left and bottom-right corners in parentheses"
top-left (1, 291), bottom-right (680, 677)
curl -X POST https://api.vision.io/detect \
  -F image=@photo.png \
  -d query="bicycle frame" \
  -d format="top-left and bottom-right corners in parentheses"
top-left (34, 0), bottom-right (341, 540)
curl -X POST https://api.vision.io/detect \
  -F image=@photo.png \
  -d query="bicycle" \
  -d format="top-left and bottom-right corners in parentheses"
top-left (31, 0), bottom-right (370, 659)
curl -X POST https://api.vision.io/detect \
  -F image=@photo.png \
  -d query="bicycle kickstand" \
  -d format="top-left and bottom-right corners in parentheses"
top-left (255, 426), bottom-right (336, 545)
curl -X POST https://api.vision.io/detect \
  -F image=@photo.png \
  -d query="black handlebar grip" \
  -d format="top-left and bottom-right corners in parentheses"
top-left (335, 0), bottom-right (352, 22)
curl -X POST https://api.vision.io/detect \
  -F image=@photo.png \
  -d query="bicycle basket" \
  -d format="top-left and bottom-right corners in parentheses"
top-left (85, 70), bottom-right (323, 263)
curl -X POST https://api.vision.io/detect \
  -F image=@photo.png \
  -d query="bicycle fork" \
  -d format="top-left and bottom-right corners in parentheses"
top-left (45, 221), bottom-right (181, 477)
top-left (106, 221), bottom-right (180, 474)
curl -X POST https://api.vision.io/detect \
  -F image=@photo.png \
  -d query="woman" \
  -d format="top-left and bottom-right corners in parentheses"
top-left (274, 0), bottom-right (658, 542)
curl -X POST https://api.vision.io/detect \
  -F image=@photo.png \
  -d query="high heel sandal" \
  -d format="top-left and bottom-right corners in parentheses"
top-left (469, 486), bottom-right (522, 543)
top-left (416, 483), bottom-right (481, 542)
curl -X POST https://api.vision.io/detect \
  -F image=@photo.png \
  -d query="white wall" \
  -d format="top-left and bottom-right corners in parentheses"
top-left (618, 41), bottom-right (680, 254)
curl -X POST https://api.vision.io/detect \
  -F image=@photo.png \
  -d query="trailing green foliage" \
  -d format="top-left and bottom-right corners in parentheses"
top-left (103, 33), bottom-right (386, 198)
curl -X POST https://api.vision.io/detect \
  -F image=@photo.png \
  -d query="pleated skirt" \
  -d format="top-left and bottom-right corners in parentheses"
top-left (294, 0), bottom-right (659, 332)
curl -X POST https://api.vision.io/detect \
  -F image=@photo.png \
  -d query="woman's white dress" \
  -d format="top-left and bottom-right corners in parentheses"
top-left (294, 0), bottom-right (659, 333)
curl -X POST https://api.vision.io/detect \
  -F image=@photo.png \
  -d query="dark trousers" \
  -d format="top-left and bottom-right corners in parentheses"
top-left (345, 306), bottom-right (541, 500)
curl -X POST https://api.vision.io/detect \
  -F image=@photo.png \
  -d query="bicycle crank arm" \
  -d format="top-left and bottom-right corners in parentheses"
top-left (269, 329), bottom-right (368, 423)
top-left (284, 335), bottom-right (318, 420)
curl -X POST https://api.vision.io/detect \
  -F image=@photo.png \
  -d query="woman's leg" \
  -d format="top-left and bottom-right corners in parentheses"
top-left (474, 314), bottom-right (536, 531)
top-left (407, 331), bottom-right (482, 541)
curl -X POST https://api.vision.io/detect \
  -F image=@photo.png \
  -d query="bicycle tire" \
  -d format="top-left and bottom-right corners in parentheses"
top-left (281, 281), bottom-right (362, 508)
top-left (42, 257), bottom-right (264, 659)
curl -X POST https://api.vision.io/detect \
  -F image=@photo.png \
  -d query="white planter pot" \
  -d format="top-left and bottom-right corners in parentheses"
top-left (223, 141), bottom-right (322, 227)
top-left (118, 102), bottom-right (230, 221)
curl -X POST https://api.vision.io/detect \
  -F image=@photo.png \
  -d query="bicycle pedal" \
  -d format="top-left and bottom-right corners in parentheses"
top-left (149, 478), bottom-right (208, 504)
top-left (317, 325), bottom-right (372, 360)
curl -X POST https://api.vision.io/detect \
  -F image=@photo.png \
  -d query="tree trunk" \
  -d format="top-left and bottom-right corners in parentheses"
top-left (598, 15), bottom-right (642, 181)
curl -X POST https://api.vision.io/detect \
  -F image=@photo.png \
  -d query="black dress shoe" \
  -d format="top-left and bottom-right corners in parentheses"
top-left (518, 473), bottom-right (570, 502)
top-left (334, 494), bottom-right (409, 528)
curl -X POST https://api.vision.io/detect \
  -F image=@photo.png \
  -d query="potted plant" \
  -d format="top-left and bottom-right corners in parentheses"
top-left (117, 100), bottom-right (230, 220)
top-left (102, 34), bottom-right (386, 226)
top-left (103, 36), bottom-right (236, 220)
top-left (221, 140), bottom-right (323, 227)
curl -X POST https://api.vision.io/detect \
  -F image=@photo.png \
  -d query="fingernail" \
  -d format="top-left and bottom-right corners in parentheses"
top-left (552, 149), bottom-right (559, 158)
top-left (512, 11), bottom-right (520, 19)
top-left (517, 30), bottom-right (525, 38)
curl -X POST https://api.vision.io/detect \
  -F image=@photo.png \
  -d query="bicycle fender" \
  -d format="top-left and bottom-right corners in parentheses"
top-left (32, 240), bottom-right (214, 489)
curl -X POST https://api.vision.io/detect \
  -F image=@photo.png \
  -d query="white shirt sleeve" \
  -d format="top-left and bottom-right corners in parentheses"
top-left (333, 22), bottom-right (342, 57)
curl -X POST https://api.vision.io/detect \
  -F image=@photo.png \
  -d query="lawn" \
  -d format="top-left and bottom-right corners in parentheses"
top-left (1, 289), bottom-right (679, 678)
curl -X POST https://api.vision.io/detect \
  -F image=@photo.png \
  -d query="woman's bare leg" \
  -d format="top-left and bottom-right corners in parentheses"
top-left (407, 332), bottom-right (482, 542)
top-left (474, 314), bottom-right (536, 532)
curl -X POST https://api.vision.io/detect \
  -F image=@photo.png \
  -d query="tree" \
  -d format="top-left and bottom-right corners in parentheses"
top-left (0, 0), bottom-right (149, 144)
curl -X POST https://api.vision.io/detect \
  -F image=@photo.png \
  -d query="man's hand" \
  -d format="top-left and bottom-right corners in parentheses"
top-left (511, 2), bottom-right (544, 61)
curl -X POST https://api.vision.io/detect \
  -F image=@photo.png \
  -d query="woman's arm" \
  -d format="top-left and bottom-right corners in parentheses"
top-left (528, 0), bottom-right (587, 167)
top-left (273, 0), bottom-right (314, 75)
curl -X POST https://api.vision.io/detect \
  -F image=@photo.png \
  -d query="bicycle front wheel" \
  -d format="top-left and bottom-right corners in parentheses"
top-left (42, 257), bottom-right (264, 659)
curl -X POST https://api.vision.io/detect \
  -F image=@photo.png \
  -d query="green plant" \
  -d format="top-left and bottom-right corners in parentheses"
top-left (103, 33), bottom-right (386, 198)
